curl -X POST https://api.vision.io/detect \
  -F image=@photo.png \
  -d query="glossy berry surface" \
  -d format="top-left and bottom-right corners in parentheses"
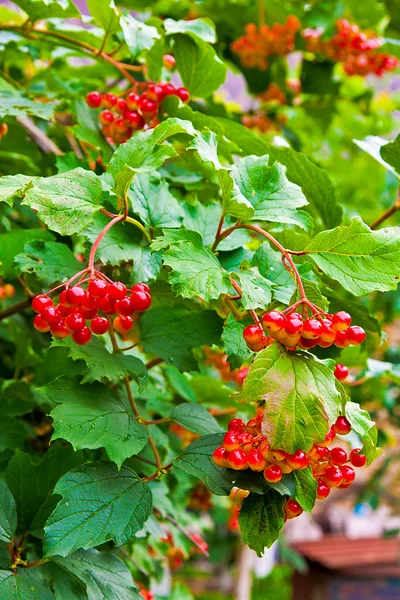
top-left (329, 447), bottom-right (348, 465)
top-left (334, 416), bottom-right (352, 435)
top-left (284, 499), bottom-right (303, 519)
top-left (130, 290), bottom-right (152, 311)
top-left (72, 326), bottom-right (92, 345)
top-left (90, 316), bottom-right (109, 335)
top-left (227, 449), bottom-right (248, 470)
top-left (86, 91), bottom-right (101, 108)
top-left (346, 326), bottom-right (366, 345)
top-left (264, 464), bottom-right (283, 483)
top-left (350, 448), bottom-right (367, 467)
top-left (108, 281), bottom-right (127, 300)
top-left (32, 294), bottom-right (52, 313)
top-left (334, 364), bottom-right (349, 380)
top-left (316, 481), bottom-right (331, 500)
top-left (331, 311), bottom-right (351, 331)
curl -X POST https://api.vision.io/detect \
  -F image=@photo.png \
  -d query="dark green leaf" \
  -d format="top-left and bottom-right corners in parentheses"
top-left (14, 241), bottom-right (82, 286)
top-left (0, 229), bottom-right (53, 278)
top-left (293, 468), bottom-right (317, 512)
top-left (380, 135), bottom-right (400, 175)
top-left (222, 314), bottom-right (252, 370)
top-left (88, 0), bottom-right (120, 34)
top-left (0, 480), bottom-right (17, 543)
top-left (129, 172), bottom-right (184, 229)
top-left (170, 403), bottom-right (223, 435)
top-left (345, 402), bottom-right (381, 465)
top-left (239, 492), bottom-right (285, 555)
top-left (231, 268), bottom-right (272, 310)
top-left (0, 569), bottom-right (54, 600)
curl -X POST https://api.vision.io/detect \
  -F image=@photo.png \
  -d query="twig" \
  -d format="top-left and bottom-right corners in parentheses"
top-left (17, 117), bottom-right (63, 155)
top-left (0, 299), bottom-right (30, 322)
top-left (146, 357), bottom-right (164, 369)
top-left (370, 196), bottom-right (400, 229)
top-left (154, 509), bottom-right (209, 557)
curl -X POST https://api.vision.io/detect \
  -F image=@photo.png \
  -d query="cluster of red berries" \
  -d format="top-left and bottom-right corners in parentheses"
top-left (0, 283), bottom-right (15, 301)
top-left (204, 348), bottom-right (249, 385)
top-left (0, 123), bottom-right (8, 141)
top-left (86, 81), bottom-right (190, 145)
top-left (231, 16), bottom-right (301, 70)
top-left (258, 82), bottom-right (287, 104)
top-left (243, 309), bottom-right (366, 352)
top-left (241, 112), bottom-right (284, 133)
top-left (213, 414), bottom-right (367, 519)
top-left (303, 19), bottom-right (397, 77)
top-left (32, 278), bottom-right (151, 345)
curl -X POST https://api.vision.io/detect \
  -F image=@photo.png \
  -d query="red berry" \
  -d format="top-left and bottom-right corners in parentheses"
top-left (80, 306), bottom-right (98, 320)
top-left (237, 432), bottom-right (253, 446)
top-left (298, 336), bottom-right (320, 349)
top-left (346, 325), bottom-right (366, 345)
top-left (312, 445), bottom-right (329, 460)
top-left (213, 446), bottom-right (229, 467)
top-left (59, 289), bottom-right (72, 307)
top-left (176, 87), bottom-right (190, 103)
top-left (334, 330), bottom-right (351, 349)
top-left (32, 294), bottom-right (52, 314)
top-left (331, 311), bottom-right (351, 331)
top-left (139, 97), bottom-right (158, 117)
top-left (99, 110), bottom-right (114, 125)
top-left (162, 83), bottom-right (176, 96)
top-left (42, 306), bottom-right (62, 326)
top-left (316, 481), bottom-right (331, 500)
top-left (325, 466), bottom-right (343, 487)
top-left (341, 465), bottom-right (356, 483)
top-left (132, 283), bottom-right (150, 294)
top-left (124, 110), bottom-right (145, 130)
top-left (262, 311), bottom-right (286, 333)
top-left (227, 449), bottom-right (248, 470)
top-left (115, 98), bottom-right (127, 115)
top-left (243, 324), bottom-right (264, 345)
top-left (114, 116), bottom-right (127, 132)
top-left (86, 91), bottom-right (102, 108)
top-left (286, 449), bottom-right (309, 470)
top-left (319, 427), bottom-right (336, 447)
top-left (334, 364), bottom-right (349, 381)
top-left (350, 448), bottom-right (367, 467)
top-left (65, 312), bottom-right (86, 332)
top-left (163, 54), bottom-right (176, 69)
top-left (329, 447), bottom-right (348, 465)
top-left (130, 290), bottom-right (152, 311)
top-left (113, 315), bottom-right (133, 333)
top-left (66, 286), bottom-right (86, 306)
top-left (223, 431), bottom-right (241, 451)
top-left (116, 297), bottom-right (135, 316)
top-left (285, 314), bottom-right (303, 335)
top-left (247, 449), bottom-right (267, 471)
top-left (96, 295), bottom-right (115, 314)
top-left (108, 281), bottom-right (127, 300)
top-left (90, 316), bottom-right (109, 335)
top-left (72, 326), bottom-right (92, 345)
top-left (320, 319), bottom-right (336, 343)
top-left (302, 318), bottom-right (322, 339)
top-left (228, 418), bottom-right (245, 432)
top-left (101, 93), bottom-right (117, 108)
top-left (284, 499), bottom-right (303, 519)
top-left (334, 416), bottom-right (352, 435)
top-left (147, 83), bottom-right (165, 102)
top-left (33, 314), bottom-right (50, 332)
top-left (126, 92), bottom-right (140, 110)
top-left (50, 321), bottom-right (70, 339)
top-left (264, 464), bottom-right (283, 483)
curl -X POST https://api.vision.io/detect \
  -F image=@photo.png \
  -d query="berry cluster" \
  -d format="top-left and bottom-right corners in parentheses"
top-left (0, 283), bottom-right (15, 301)
top-left (231, 16), bottom-right (301, 70)
top-left (213, 414), bottom-right (367, 520)
top-left (0, 123), bottom-right (8, 141)
top-left (204, 347), bottom-right (249, 385)
top-left (303, 19), bottom-right (397, 77)
top-left (86, 82), bottom-right (190, 145)
top-left (243, 309), bottom-right (366, 352)
top-left (241, 112), bottom-right (283, 133)
top-left (258, 82), bottom-right (287, 104)
top-left (32, 278), bottom-right (151, 345)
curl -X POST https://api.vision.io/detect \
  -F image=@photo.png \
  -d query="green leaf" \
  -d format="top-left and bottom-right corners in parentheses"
top-left (235, 344), bottom-right (342, 453)
top-left (0, 91), bottom-right (53, 120)
top-left (163, 237), bottom-right (232, 303)
top-left (12, 0), bottom-right (78, 20)
top-left (120, 14), bottom-right (160, 59)
top-left (380, 135), bottom-right (400, 175)
top-left (42, 377), bottom-right (148, 469)
top-left (173, 34), bottom-right (227, 98)
top-left (231, 155), bottom-right (312, 231)
top-left (345, 402), bottom-right (381, 465)
top-left (0, 228), bottom-right (53, 278)
top-left (290, 279), bottom-right (329, 313)
top-left (252, 243), bottom-right (295, 304)
top-left (14, 241), bottom-right (82, 286)
top-left (51, 337), bottom-right (148, 389)
top-left (231, 268), bottom-right (272, 310)
top-left (354, 135), bottom-right (400, 179)
top-left (0, 174), bottom-right (32, 207)
top-left (45, 563), bottom-right (87, 600)
top-left (165, 366), bottom-right (197, 402)
top-left (0, 380), bottom-right (37, 417)
top-left (164, 18), bottom-right (216, 43)
top-left (52, 549), bottom-right (141, 600)
top-left (87, 0), bottom-right (120, 34)
top-left (222, 314), bottom-right (252, 370)
top-left (129, 172), bottom-right (184, 229)
top-left (0, 419), bottom-right (27, 452)
top-left (0, 569), bottom-right (54, 600)
top-left (293, 468), bottom-right (317, 513)
top-left (304, 217), bottom-right (400, 296)
top-left (22, 169), bottom-right (102, 235)
top-left (140, 307), bottom-right (222, 372)
top-left (238, 492), bottom-right (285, 555)
top-left (170, 403), bottom-right (223, 435)
top-left (44, 462), bottom-right (152, 557)
top-left (0, 481), bottom-right (17, 543)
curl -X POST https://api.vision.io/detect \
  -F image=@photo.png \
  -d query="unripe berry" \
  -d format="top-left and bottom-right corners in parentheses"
top-left (334, 330), bottom-right (351, 348)
top-left (349, 448), bottom-right (367, 467)
top-left (228, 418), bottom-right (245, 431)
top-left (3, 284), bottom-right (15, 297)
top-left (65, 312), bottom-right (86, 332)
top-left (88, 279), bottom-right (109, 298)
top-left (341, 465), bottom-right (356, 483)
top-left (91, 316), bottom-right (109, 335)
top-left (66, 286), bottom-right (86, 306)
top-left (334, 364), bottom-right (349, 380)
top-left (312, 445), bottom-right (329, 460)
top-left (320, 319), bottom-right (336, 343)
top-left (316, 480), bottom-right (330, 500)
top-left (72, 326), bottom-right (92, 345)
top-left (284, 499), bottom-right (303, 519)
top-left (247, 449), bottom-right (267, 471)
top-left (286, 449), bottom-right (309, 470)
top-left (262, 311), bottom-right (286, 333)
top-left (101, 93), bottom-right (117, 108)
top-left (42, 306), bottom-right (62, 326)
top-left (331, 311), bottom-right (351, 331)
top-left (115, 98), bottom-right (127, 115)
top-left (176, 87), bottom-right (190, 103)
top-left (113, 315), bottom-right (133, 333)
top-left (334, 416), bottom-right (352, 435)
top-left (329, 447), bottom-right (348, 465)
top-left (346, 325), bottom-right (366, 345)
top-left (32, 294), bottom-right (52, 313)
top-left (302, 318), bottom-right (322, 339)
top-left (227, 449), bottom-right (248, 470)
top-left (130, 290), bottom-right (152, 311)
top-left (126, 92), bottom-right (140, 110)
top-left (243, 324), bottom-right (264, 345)
top-left (108, 281), bottom-right (127, 300)
top-left (99, 110), bottom-right (114, 125)
top-left (223, 431), bottom-right (241, 451)
top-left (50, 321), bottom-right (70, 339)
top-left (86, 91), bottom-right (102, 108)
top-left (213, 446), bottom-right (229, 467)
top-left (33, 314), bottom-right (50, 332)
top-left (264, 464), bottom-right (283, 483)
top-left (325, 466), bottom-right (343, 487)
top-left (163, 54), bottom-right (176, 69)
top-left (147, 83), bottom-right (164, 102)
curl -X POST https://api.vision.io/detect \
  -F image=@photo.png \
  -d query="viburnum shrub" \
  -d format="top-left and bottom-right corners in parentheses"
top-left (0, 1), bottom-right (399, 597)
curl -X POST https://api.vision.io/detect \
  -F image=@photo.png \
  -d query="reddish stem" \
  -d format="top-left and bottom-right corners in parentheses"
top-left (88, 215), bottom-right (125, 273)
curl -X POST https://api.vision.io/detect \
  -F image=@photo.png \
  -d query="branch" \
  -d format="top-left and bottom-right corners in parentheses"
top-left (17, 117), bottom-right (63, 155)
top-left (370, 197), bottom-right (400, 230)
top-left (0, 299), bottom-right (30, 322)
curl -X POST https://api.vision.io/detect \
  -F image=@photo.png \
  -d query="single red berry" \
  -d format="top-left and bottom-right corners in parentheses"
top-left (108, 281), bottom-right (127, 300)
top-left (126, 92), bottom-right (140, 110)
top-left (124, 110), bottom-right (145, 130)
top-left (59, 289), bottom-right (73, 307)
top-left (223, 431), bottom-right (241, 451)
top-left (284, 499), bottom-right (303, 519)
top-left (132, 283), bottom-right (150, 294)
top-left (346, 325), bottom-right (366, 345)
top-left (42, 306), bottom-right (62, 326)
top-left (86, 91), bottom-right (101, 109)
top-left (72, 326), bottom-right (92, 345)
top-left (139, 97), bottom-right (158, 117)
top-left (285, 314), bottom-right (303, 335)
top-left (66, 286), bottom-right (86, 306)
top-left (65, 312), bottom-right (86, 332)
top-left (33, 314), bottom-right (50, 332)
top-left (319, 427), bottom-right (336, 447)
top-left (228, 418), bottom-right (245, 432)
top-left (262, 311), bottom-right (286, 333)
top-left (237, 431), bottom-right (253, 446)
top-left (243, 324), bottom-right (264, 345)
top-left (176, 87), bottom-right (190, 103)
top-left (116, 297), bottom-right (135, 316)
top-left (350, 448), bottom-right (367, 467)
top-left (90, 316), bottom-right (110, 335)
top-left (162, 83), bottom-right (176, 96)
top-left (334, 330), bottom-right (351, 348)
top-left (247, 449), bottom-right (267, 471)
top-left (58, 304), bottom-right (74, 317)
top-left (114, 116), bottom-right (127, 132)
top-left (312, 445), bottom-right (329, 460)
top-left (99, 110), bottom-right (115, 125)
top-left (299, 336), bottom-right (320, 349)
top-left (264, 464), bottom-right (283, 483)
top-left (227, 448), bottom-right (248, 470)
top-left (331, 311), bottom-right (351, 331)
top-left (80, 306), bottom-right (98, 320)
top-left (286, 449), bottom-right (309, 470)
top-left (334, 364), bottom-right (349, 380)
top-left (316, 480), bottom-right (331, 500)
top-left (101, 92), bottom-right (117, 108)
top-left (329, 447), bottom-right (348, 465)
top-left (147, 83), bottom-right (165, 102)
top-left (3, 284), bottom-right (15, 298)
top-left (334, 416), bottom-right (352, 435)
top-left (130, 290), bottom-right (151, 311)
top-left (88, 279), bottom-right (109, 298)
top-left (113, 315), bottom-right (133, 333)
top-left (341, 465), bottom-right (356, 484)
top-left (50, 321), bottom-right (70, 339)
top-left (96, 295), bottom-right (115, 314)
top-left (163, 54), bottom-right (176, 69)
top-left (213, 446), bottom-right (229, 467)
top-left (302, 318), bottom-right (322, 339)
top-left (32, 294), bottom-right (52, 314)
top-left (320, 318), bottom-right (336, 343)
top-left (115, 98), bottom-right (127, 115)
top-left (325, 466), bottom-right (343, 487)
